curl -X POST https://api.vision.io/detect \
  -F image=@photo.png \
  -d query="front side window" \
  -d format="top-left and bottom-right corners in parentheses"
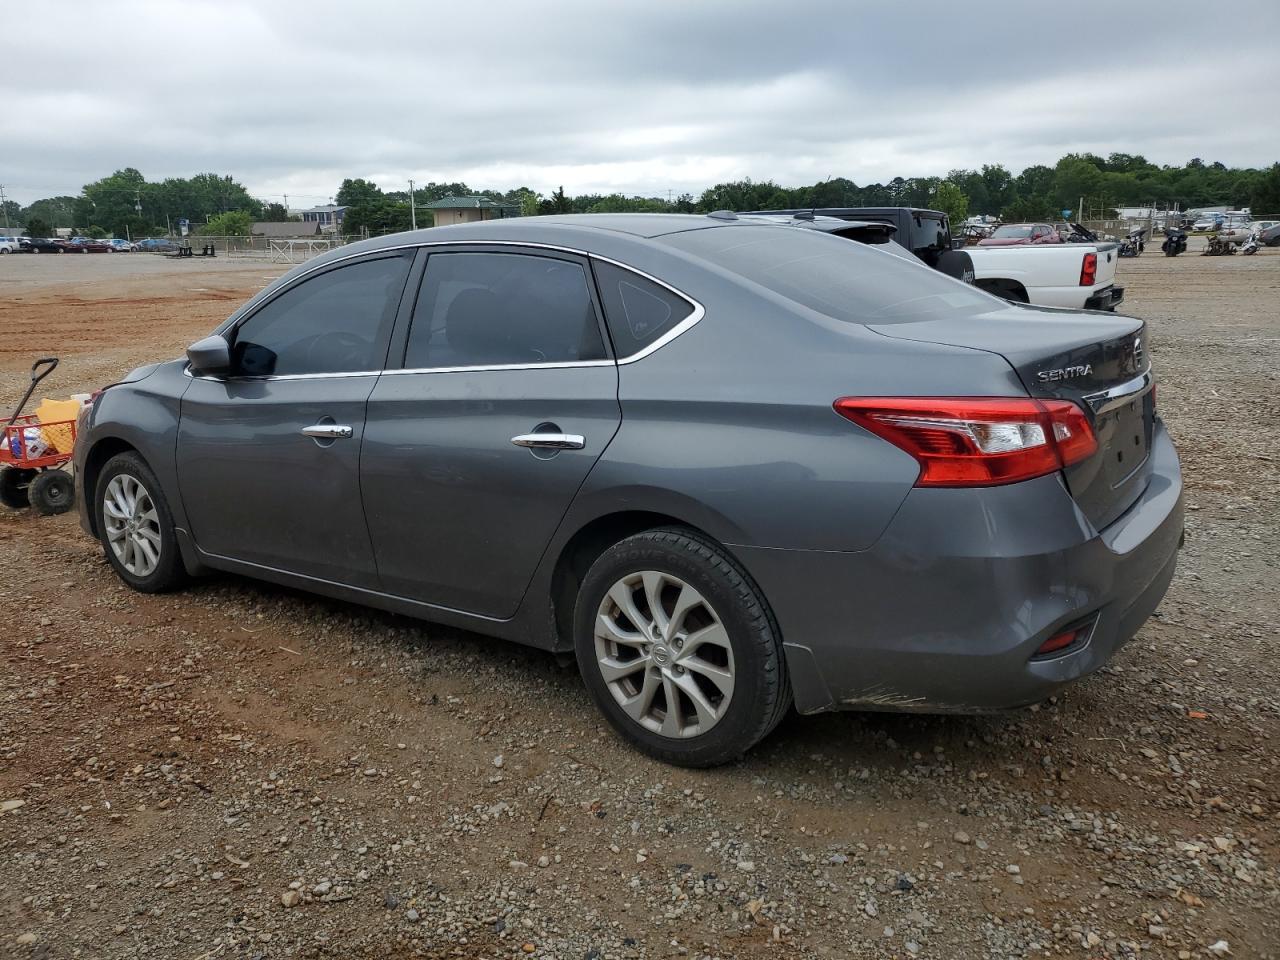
top-left (403, 252), bottom-right (606, 369)
top-left (231, 254), bottom-right (411, 376)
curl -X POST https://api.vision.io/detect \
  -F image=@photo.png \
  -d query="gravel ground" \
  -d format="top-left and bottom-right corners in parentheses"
top-left (1, 245), bottom-right (1278, 959)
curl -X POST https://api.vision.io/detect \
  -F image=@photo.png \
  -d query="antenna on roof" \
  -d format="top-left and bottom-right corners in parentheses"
top-left (811, 174), bottom-right (832, 221)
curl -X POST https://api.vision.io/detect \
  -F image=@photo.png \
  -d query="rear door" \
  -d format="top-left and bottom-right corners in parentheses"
top-left (360, 246), bottom-right (621, 618)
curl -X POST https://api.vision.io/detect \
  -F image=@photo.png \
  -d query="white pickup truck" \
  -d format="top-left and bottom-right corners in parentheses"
top-left (966, 241), bottom-right (1124, 312)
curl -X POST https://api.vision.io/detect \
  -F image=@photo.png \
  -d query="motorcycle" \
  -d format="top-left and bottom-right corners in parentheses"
top-left (1118, 228), bottom-right (1146, 257)
top-left (1162, 228), bottom-right (1187, 257)
top-left (1241, 229), bottom-right (1261, 256)
top-left (1204, 231), bottom-right (1237, 256)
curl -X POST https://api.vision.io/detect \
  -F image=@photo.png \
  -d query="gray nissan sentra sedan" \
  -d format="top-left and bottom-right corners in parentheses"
top-left (74, 214), bottom-right (1183, 767)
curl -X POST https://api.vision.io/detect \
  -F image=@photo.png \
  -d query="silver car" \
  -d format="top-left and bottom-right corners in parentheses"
top-left (73, 215), bottom-right (1184, 766)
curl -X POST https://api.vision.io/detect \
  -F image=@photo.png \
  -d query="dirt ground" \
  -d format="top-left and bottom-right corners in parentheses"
top-left (1, 246), bottom-right (1278, 960)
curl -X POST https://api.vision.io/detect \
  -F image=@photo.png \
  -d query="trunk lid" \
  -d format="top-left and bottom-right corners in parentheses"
top-left (1089, 243), bottom-right (1120, 291)
top-left (868, 306), bottom-right (1152, 530)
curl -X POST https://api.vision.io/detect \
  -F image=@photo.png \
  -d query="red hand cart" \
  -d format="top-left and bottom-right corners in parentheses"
top-left (0, 358), bottom-right (79, 515)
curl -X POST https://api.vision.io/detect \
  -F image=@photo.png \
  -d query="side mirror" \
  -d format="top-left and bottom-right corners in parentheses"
top-left (187, 334), bottom-right (232, 377)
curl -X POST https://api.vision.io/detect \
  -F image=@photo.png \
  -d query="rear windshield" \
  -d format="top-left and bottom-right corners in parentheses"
top-left (991, 225), bottom-right (1035, 238)
top-left (660, 225), bottom-right (996, 323)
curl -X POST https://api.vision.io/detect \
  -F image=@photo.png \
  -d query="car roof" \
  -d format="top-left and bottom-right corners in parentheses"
top-left (307, 213), bottom-right (796, 264)
top-left (228, 213), bottom-right (837, 326)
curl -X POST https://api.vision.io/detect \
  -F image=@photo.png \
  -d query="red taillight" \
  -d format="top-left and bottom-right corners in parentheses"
top-left (1035, 628), bottom-right (1081, 656)
top-left (833, 397), bottom-right (1098, 487)
top-left (1079, 252), bottom-right (1097, 287)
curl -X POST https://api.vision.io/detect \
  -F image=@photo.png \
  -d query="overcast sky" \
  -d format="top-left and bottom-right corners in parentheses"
top-left (4, 1), bottom-right (1278, 207)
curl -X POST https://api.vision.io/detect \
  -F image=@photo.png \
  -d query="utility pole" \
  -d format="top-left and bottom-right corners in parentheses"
top-left (0, 184), bottom-right (9, 229)
top-left (408, 179), bottom-right (417, 230)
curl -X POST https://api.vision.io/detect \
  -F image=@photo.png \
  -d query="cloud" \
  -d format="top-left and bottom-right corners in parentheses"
top-left (2, 0), bottom-right (1278, 206)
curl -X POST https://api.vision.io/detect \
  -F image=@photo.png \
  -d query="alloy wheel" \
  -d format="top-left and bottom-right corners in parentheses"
top-left (594, 570), bottom-right (735, 739)
top-left (103, 474), bottom-right (162, 577)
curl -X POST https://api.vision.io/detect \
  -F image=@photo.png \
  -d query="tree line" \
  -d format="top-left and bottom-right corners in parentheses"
top-left (7, 154), bottom-right (1279, 239)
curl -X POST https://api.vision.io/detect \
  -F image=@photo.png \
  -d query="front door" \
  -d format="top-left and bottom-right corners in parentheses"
top-left (177, 251), bottom-right (414, 587)
top-left (361, 248), bottom-right (621, 618)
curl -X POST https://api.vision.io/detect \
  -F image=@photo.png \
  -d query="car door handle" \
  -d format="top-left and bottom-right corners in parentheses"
top-left (301, 424), bottom-right (354, 439)
top-left (511, 433), bottom-right (585, 450)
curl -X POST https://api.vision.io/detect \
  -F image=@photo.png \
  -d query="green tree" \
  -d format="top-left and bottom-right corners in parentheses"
top-left (537, 185), bottom-right (572, 215)
top-left (261, 202), bottom-right (295, 221)
top-left (586, 194), bottom-right (670, 213)
top-left (695, 178), bottom-right (794, 212)
top-left (672, 192), bottom-right (696, 213)
top-left (932, 181), bottom-right (969, 226)
top-left (343, 200), bottom-right (413, 237)
top-left (1250, 163), bottom-right (1280, 215)
top-left (22, 197), bottom-right (77, 229)
top-left (26, 217), bottom-right (51, 238)
top-left (1052, 156), bottom-right (1104, 211)
top-left (1001, 195), bottom-right (1058, 222)
top-left (201, 210), bottom-right (253, 236)
top-left (336, 178), bottom-right (383, 207)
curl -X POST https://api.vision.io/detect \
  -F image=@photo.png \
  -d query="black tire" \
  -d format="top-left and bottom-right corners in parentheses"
top-left (0, 467), bottom-right (37, 509)
top-left (574, 527), bottom-right (791, 767)
top-left (94, 452), bottom-right (188, 592)
top-left (30, 469), bottom-right (75, 515)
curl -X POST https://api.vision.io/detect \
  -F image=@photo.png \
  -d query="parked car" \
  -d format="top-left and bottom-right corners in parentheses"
top-left (1192, 214), bottom-right (1224, 232)
top-left (1259, 223), bottom-right (1280, 246)
top-left (72, 215), bottom-right (1183, 766)
top-left (0, 237), bottom-right (20, 254)
top-left (968, 238), bottom-right (1125, 309)
top-left (976, 223), bottom-right (1064, 246)
top-left (21, 237), bottom-right (71, 253)
top-left (105, 238), bottom-right (137, 252)
top-left (135, 238), bottom-right (178, 251)
top-left (1218, 220), bottom-right (1280, 246)
top-left (743, 206), bottom-right (975, 281)
top-left (70, 239), bottom-right (112, 253)
top-left (752, 208), bottom-right (1123, 311)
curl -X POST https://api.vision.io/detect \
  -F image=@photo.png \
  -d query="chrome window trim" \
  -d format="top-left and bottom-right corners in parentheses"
top-left (383, 359), bottom-right (615, 377)
top-left (183, 366), bottom-right (383, 382)
top-left (211, 239), bottom-right (707, 375)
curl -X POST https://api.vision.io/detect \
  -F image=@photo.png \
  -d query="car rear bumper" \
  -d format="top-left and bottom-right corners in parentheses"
top-left (732, 421), bottom-right (1183, 714)
top-left (1085, 285), bottom-right (1125, 311)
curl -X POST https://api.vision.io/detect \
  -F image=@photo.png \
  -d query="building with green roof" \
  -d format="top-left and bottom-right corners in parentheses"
top-left (425, 195), bottom-right (521, 226)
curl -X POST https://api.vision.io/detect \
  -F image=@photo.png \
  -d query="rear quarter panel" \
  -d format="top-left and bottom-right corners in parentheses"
top-left (569, 268), bottom-right (1029, 553)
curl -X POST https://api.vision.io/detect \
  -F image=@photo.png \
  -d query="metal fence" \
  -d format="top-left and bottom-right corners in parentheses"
top-left (141, 235), bottom-right (353, 263)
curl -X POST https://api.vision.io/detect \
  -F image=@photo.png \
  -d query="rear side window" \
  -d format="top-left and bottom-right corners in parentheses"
top-left (231, 253), bottom-right (411, 376)
top-left (661, 225), bottom-right (994, 324)
top-left (592, 261), bottom-right (694, 358)
top-left (404, 252), bottom-right (606, 369)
